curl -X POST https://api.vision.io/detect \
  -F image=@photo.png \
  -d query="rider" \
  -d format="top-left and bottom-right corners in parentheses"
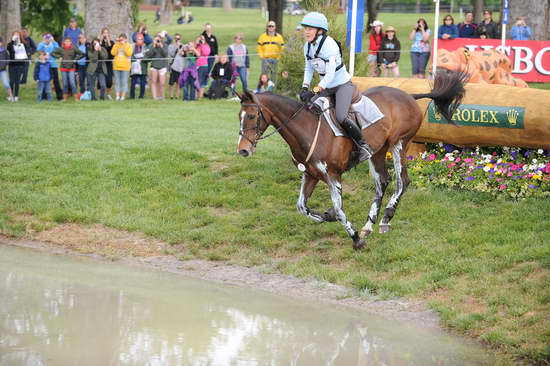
top-left (299, 12), bottom-right (373, 161)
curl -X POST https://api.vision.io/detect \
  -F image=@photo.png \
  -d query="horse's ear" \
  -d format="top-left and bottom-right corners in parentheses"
top-left (245, 89), bottom-right (260, 105)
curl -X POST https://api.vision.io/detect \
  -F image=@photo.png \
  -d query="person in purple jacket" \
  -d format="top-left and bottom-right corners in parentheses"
top-left (63, 18), bottom-right (82, 46)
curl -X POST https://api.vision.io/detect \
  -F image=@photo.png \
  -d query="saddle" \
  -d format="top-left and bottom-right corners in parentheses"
top-left (311, 84), bottom-right (384, 137)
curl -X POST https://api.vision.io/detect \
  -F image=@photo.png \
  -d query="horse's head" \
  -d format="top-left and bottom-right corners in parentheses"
top-left (237, 90), bottom-right (270, 157)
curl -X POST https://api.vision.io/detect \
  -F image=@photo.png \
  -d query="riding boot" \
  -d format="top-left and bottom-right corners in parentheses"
top-left (340, 117), bottom-right (373, 161)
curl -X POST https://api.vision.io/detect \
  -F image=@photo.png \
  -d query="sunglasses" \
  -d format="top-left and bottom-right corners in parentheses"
top-left (267, 25), bottom-right (275, 27)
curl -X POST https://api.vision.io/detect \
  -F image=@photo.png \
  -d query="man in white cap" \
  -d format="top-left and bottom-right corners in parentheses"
top-left (256, 20), bottom-right (285, 83)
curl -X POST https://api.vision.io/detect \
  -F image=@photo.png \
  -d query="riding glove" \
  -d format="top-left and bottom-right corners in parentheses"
top-left (299, 87), bottom-right (315, 103)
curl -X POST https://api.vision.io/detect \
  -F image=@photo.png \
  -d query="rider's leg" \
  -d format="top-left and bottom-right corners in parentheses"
top-left (335, 82), bottom-right (373, 160)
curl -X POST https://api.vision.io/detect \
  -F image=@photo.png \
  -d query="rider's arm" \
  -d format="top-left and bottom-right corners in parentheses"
top-left (318, 55), bottom-right (336, 89)
top-left (302, 45), bottom-right (313, 88)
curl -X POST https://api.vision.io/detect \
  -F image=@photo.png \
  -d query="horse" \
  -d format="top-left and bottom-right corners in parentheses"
top-left (237, 71), bottom-right (466, 250)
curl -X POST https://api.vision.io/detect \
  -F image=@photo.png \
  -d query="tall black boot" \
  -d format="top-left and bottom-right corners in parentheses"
top-left (340, 118), bottom-right (373, 161)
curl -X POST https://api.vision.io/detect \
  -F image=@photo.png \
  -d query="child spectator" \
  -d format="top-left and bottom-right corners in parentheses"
top-left (111, 33), bottom-right (132, 101)
top-left (87, 38), bottom-right (109, 100)
top-left (168, 34), bottom-right (184, 99)
top-left (33, 51), bottom-right (52, 101)
top-left (0, 37), bottom-right (14, 102)
top-left (458, 11), bottom-right (478, 38)
top-left (37, 33), bottom-right (62, 100)
top-left (409, 18), bottom-right (431, 79)
top-left (368, 20), bottom-right (384, 77)
top-left (208, 54), bottom-right (232, 99)
top-left (255, 73), bottom-right (274, 93)
top-left (99, 28), bottom-right (114, 99)
top-left (51, 37), bottom-right (84, 101)
top-left (227, 33), bottom-right (249, 91)
top-left (510, 17), bottom-right (532, 40)
top-left (7, 31), bottom-right (32, 102)
top-left (178, 42), bottom-right (200, 101)
top-left (145, 34), bottom-right (169, 100)
top-left (379, 26), bottom-right (401, 78)
top-left (76, 34), bottom-right (89, 97)
top-left (194, 34), bottom-right (210, 99)
top-left (438, 15), bottom-right (459, 39)
top-left (130, 33), bottom-right (148, 99)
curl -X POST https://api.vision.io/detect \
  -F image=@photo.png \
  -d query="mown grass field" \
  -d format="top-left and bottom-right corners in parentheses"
top-left (1, 7), bottom-right (549, 365)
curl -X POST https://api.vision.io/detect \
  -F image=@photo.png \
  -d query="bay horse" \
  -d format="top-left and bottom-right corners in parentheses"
top-left (237, 71), bottom-right (466, 250)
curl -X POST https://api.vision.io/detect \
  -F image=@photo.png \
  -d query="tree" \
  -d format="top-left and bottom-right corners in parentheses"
top-left (160, 0), bottom-right (172, 24)
top-left (19, 0), bottom-right (71, 40)
top-left (366, 0), bottom-right (384, 32)
top-left (0, 0), bottom-right (21, 43)
top-left (222, 0), bottom-right (231, 12)
top-left (267, 0), bottom-right (284, 34)
top-left (473, 0), bottom-right (484, 23)
top-left (509, 0), bottom-right (550, 40)
top-left (85, 0), bottom-right (133, 40)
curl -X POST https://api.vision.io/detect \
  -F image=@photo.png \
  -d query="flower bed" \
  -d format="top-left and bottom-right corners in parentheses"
top-left (408, 145), bottom-right (550, 198)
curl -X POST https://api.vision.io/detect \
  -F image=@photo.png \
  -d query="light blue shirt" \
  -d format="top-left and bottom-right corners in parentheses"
top-left (510, 25), bottom-right (532, 41)
top-left (37, 41), bottom-right (60, 68)
top-left (303, 35), bottom-right (351, 89)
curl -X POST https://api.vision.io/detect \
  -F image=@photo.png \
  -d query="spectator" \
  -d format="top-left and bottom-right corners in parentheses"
top-left (208, 53), bottom-right (232, 98)
top-left (37, 33), bottom-right (62, 100)
top-left (227, 33), bottom-right (249, 91)
top-left (63, 18), bottom-right (82, 46)
top-left (145, 34), bottom-right (169, 100)
top-left (409, 18), bottom-right (431, 79)
top-left (368, 20), bottom-right (384, 77)
top-left (7, 31), bottom-right (32, 102)
top-left (111, 33), bottom-right (132, 101)
top-left (379, 26), bottom-right (401, 78)
top-left (76, 34), bottom-right (89, 97)
top-left (51, 37), bottom-right (84, 101)
top-left (130, 33), bottom-right (149, 99)
top-left (99, 28), bottom-right (114, 99)
top-left (202, 23), bottom-right (219, 76)
top-left (510, 17), bottom-right (532, 40)
top-left (87, 38), bottom-right (109, 100)
top-left (179, 42), bottom-right (200, 101)
top-left (477, 9), bottom-right (498, 39)
top-left (154, 7), bottom-right (161, 23)
top-left (458, 11), bottom-right (478, 38)
top-left (168, 33), bottom-right (184, 99)
top-left (33, 51), bottom-right (52, 101)
top-left (438, 15), bottom-right (459, 39)
top-left (194, 34), bottom-right (210, 99)
top-left (257, 20), bottom-right (285, 83)
top-left (158, 30), bottom-right (173, 46)
top-left (0, 37), bottom-right (14, 102)
top-left (19, 28), bottom-right (36, 84)
top-left (132, 23), bottom-right (153, 46)
top-left (255, 73), bottom-right (274, 93)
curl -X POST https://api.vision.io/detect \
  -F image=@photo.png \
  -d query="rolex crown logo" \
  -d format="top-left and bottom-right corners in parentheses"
top-left (506, 109), bottom-right (519, 125)
top-left (434, 109), bottom-right (442, 121)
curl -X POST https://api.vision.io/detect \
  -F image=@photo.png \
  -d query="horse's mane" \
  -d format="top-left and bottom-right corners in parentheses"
top-left (255, 92), bottom-right (305, 115)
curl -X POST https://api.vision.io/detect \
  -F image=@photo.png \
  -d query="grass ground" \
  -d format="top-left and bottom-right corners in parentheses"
top-left (2, 8), bottom-right (549, 365)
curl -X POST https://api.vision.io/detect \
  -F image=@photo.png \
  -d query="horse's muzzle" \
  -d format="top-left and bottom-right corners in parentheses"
top-left (239, 149), bottom-right (250, 157)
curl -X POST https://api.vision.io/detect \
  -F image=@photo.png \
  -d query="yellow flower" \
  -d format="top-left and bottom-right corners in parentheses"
top-left (486, 163), bottom-right (494, 168)
top-left (386, 152), bottom-right (393, 160)
top-left (532, 174), bottom-right (542, 180)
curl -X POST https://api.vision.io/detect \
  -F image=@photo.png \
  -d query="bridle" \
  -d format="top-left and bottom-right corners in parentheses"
top-left (239, 101), bottom-right (306, 148)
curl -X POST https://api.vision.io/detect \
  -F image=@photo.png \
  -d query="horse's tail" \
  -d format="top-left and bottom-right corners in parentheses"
top-left (411, 70), bottom-right (468, 125)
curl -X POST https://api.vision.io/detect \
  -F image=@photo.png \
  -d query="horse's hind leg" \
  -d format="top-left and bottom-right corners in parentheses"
top-left (296, 173), bottom-right (326, 223)
top-left (360, 147), bottom-right (390, 239)
top-left (326, 172), bottom-right (364, 250)
top-left (380, 140), bottom-right (411, 233)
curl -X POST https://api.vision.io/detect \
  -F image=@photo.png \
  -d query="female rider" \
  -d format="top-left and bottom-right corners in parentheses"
top-left (299, 12), bottom-right (372, 161)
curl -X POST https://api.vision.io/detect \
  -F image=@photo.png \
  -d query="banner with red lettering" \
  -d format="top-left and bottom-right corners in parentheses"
top-left (437, 38), bottom-right (550, 83)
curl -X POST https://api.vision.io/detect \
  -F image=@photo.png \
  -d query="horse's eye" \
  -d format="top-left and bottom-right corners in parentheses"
top-left (246, 114), bottom-right (256, 120)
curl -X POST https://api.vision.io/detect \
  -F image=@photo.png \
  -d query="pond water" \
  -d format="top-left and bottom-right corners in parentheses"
top-left (0, 245), bottom-right (495, 365)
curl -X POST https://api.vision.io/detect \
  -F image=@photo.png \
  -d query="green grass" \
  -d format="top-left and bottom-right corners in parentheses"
top-left (3, 8), bottom-right (550, 365)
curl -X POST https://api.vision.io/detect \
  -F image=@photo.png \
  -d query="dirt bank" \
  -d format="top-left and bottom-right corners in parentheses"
top-left (0, 223), bottom-right (439, 329)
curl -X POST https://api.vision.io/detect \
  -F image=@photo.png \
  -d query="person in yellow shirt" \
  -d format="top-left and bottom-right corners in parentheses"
top-left (111, 33), bottom-right (133, 100)
top-left (256, 20), bottom-right (284, 83)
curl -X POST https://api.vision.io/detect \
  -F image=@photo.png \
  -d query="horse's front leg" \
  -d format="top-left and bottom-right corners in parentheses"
top-left (296, 173), bottom-right (325, 223)
top-left (326, 173), bottom-right (365, 250)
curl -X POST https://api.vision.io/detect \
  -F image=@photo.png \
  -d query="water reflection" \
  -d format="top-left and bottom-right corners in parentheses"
top-left (0, 245), bottom-right (494, 365)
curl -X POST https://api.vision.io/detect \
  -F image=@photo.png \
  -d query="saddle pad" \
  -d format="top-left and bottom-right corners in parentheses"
top-left (312, 96), bottom-right (385, 137)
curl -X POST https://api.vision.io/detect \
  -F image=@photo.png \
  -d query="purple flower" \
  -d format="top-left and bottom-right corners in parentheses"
top-left (444, 144), bottom-right (456, 153)
top-left (511, 151), bottom-right (518, 159)
top-left (464, 176), bottom-right (475, 181)
top-left (528, 184), bottom-right (538, 189)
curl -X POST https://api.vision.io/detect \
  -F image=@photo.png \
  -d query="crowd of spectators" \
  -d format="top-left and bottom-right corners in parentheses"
top-left (1, 17), bottom-right (284, 102)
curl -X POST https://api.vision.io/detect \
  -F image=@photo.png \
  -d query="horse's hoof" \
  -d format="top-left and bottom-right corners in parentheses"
top-left (359, 229), bottom-right (372, 239)
top-left (379, 224), bottom-right (391, 234)
top-left (322, 208), bottom-right (337, 222)
top-left (353, 238), bottom-right (366, 251)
